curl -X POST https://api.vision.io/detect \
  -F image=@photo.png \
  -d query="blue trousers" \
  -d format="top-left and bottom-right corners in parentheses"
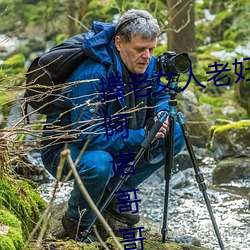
top-left (41, 122), bottom-right (185, 226)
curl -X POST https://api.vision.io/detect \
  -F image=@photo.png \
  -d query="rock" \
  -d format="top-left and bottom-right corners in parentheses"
top-left (181, 90), bottom-right (198, 105)
top-left (170, 168), bottom-right (193, 189)
top-left (209, 120), bottom-right (250, 160)
top-left (213, 157), bottom-right (250, 184)
top-left (199, 103), bottom-right (214, 117)
top-left (179, 100), bottom-right (211, 148)
top-left (153, 147), bottom-right (212, 182)
top-left (10, 148), bottom-right (51, 183)
top-left (221, 105), bottom-right (237, 116)
top-left (45, 202), bottom-right (212, 250)
top-left (174, 150), bottom-right (193, 172)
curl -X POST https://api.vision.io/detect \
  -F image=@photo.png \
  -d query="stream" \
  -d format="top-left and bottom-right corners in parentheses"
top-left (38, 155), bottom-right (250, 250)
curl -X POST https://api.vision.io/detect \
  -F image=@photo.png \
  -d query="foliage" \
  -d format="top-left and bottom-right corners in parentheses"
top-left (0, 136), bottom-right (46, 248)
top-left (196, 0), bottom-right (250, 46)
top-left (0, 0), bottom-right (249, 121)
top-left (0, 174), bottom-right (47, 238)
top-left (0, 54), bottom-right (26, 88)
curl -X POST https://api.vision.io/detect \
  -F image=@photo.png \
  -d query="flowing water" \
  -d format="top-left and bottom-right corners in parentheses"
top-left (38, 156), bottom-right (250, 250)
top-left (137, 157), bottom-right (250, 250)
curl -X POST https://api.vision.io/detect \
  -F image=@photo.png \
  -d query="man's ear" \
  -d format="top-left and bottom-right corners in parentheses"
top-left (115, 36), bottom-right (122, 51)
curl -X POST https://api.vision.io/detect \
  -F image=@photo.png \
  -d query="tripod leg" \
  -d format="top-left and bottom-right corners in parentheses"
top-left (162, 114), bottom-right (175, 243)
top-left (177, 112), bottom-right (225, 250)
top-left (81, 112), bottom-right (168, 241)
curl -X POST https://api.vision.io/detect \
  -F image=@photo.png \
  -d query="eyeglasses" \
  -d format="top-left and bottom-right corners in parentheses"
top-left (115, 17), bottom-right (139, 36)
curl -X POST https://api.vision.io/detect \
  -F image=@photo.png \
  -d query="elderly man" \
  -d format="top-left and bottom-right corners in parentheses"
top-left (41, 9), bottom-right (185, 241)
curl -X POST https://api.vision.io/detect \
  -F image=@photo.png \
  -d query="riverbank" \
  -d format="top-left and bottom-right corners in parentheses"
top-left (38, 154), bottom-right (250, 250)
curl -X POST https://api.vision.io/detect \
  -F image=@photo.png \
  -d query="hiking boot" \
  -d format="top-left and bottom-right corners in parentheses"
top-left (61, 213), bottom-right (97, 242)
top-left (102, 192), bottom-right (140, 225)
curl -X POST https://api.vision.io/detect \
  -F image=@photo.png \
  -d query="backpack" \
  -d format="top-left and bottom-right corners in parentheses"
top-left (24, 34), bottom-right (86, 115)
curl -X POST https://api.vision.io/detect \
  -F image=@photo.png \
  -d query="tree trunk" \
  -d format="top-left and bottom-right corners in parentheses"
top-left (167, 0), bottom-right (196, 62)
top-left (78, 0), bottom-right (88, 20)
top-left (67, 0), bottom-right (77, 36)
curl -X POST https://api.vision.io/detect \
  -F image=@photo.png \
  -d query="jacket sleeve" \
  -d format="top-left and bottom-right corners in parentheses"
top-left (153, 81), bottom-right (170, 116)
top-left (65, 60), bottom-right (146, 154)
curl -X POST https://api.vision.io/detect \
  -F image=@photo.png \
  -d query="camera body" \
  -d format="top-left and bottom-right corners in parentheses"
top-left (156, 51), bottom-right (192, 75)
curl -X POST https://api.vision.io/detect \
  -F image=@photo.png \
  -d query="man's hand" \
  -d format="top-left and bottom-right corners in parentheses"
top-left (154, 111), bottom-right (169, 139)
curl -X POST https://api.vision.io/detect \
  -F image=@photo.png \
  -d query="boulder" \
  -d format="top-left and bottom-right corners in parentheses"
top-left (43, 201), bottom-right (212, 250)
top-left (209, 120), bottom-right (250, 160)
top-left (179, 99), bottom-right (211, 148)
top-left (213, 157), bottom-right (250, 184)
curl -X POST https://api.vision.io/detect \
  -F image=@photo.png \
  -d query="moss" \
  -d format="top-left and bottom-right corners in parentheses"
top-left (28, 239), bottom-right (96, 250)
top-left (0, 54), bottom-right (26, 86)
top-left (0, 174), bottom-right (47, 239)
top-left (209, 120), bottom-right (250, 151)
top-left (7, 228), bottom-right (24, 249)
top-left (0, 235), bottom-right (16, 250)
top-left (27, 236), bottom-right (212, 250)
top-left (0, 209), bottom-right (24, 249)
top-left (213, 120), bottom-right (250, 133)
top-left (0, 209), bottom-right (21, 229)
top-left (199, 95), bottom-right (224, 108)
top-left (198, 89), bottom-right (249, 122)
top-left (1, 54), bottom-right (25, 69)
top-left (84, 244), bottom-right (100, 250)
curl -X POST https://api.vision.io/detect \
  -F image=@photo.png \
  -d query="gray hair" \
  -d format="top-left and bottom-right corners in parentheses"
top-left (115, 9), bottom-right (160, 43)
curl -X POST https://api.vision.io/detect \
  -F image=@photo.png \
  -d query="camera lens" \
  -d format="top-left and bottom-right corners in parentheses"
top-left (174, 53), bottom-right (191, 73)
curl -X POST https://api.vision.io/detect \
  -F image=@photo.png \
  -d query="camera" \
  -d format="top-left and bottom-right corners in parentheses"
top-left (156, 51), bottom-right (192, 75)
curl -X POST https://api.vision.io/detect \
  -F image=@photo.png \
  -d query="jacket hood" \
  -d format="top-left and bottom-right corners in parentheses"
top-left (82, 21), bottom-right (116, 65)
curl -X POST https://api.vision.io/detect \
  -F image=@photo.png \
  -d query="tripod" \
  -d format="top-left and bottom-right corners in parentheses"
top-left (161, 78), bottom-right (225, 249)
top-left (81, 77), bottom-right (225, 250)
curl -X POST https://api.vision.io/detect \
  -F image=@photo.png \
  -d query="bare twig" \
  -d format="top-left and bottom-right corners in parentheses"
top-left (162, 0), bottom-right (193, 34)
top-left (61, 148), bottom-right (123, 250)
top-left (68, 14), bottom-right (90, 32)
top-left (93, 225), bottom-right (110, 250)
top-left (22, 154), bottom-right (65, 249)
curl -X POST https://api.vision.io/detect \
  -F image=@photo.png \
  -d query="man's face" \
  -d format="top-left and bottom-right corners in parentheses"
top-left (115, 35), bottom-right (157, 74)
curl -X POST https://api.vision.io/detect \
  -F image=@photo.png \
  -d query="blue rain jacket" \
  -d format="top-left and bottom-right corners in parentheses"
top-left (43, 21), bottom-right (170, 154)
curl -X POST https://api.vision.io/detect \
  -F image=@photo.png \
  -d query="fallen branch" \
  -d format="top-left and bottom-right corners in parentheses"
top-left (22, 153), bottom-right (65, 249)
top-left (61, 148), bottom-right (123, 250)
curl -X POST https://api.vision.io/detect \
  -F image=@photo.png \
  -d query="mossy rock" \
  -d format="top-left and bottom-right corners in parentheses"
top-left (0, 209), bottom-right (24, 250)
top-left (0, 174), bottom-right (47, 239)
top-left (209, 120), bottom-right (250, 160)
top-left (43, 202), bottom-right (211, 250)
